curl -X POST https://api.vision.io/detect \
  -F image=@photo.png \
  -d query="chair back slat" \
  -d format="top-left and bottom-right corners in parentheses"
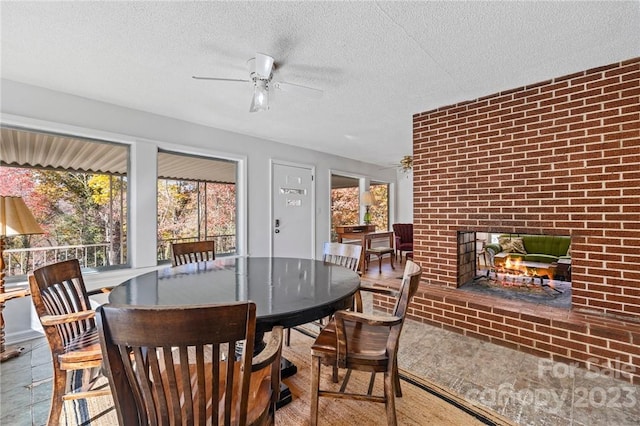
top-left (211, 345), bottom-right (221, 424)
top-left (171, 240), bottom-right (216, 266)
top-left (129, 347), bottom-right (158, 425)
top-left (194, 345), bottom-right (207, 425)
top-left (97, 302), bottom-right (257, 426)
top-left (322, 242), bottom-right (363, 272)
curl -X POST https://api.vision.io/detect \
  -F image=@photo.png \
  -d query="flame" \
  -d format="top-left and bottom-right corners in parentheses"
top-left (504, 258), bottom-right (522, 271)
top-left (494, 256), bottom-right (546, 288)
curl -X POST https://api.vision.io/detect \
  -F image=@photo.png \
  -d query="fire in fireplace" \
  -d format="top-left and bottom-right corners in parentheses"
top-left (489, 257), bottom-right (563, 294)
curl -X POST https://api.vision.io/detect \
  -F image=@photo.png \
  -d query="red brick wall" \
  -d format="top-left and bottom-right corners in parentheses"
top-left (397, 58), bottom-right (640, 382)
top-left (413, 57), bottom-right (640, 317)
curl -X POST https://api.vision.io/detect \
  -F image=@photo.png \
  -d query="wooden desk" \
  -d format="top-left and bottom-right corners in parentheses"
top-left (335, 225), bottom-right (394, 274)
top-left (335, 224), bottom-right (376, 242)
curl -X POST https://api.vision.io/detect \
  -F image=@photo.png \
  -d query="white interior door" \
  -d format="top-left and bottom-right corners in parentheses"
top-left (271, 162), bottom-right (314, 259)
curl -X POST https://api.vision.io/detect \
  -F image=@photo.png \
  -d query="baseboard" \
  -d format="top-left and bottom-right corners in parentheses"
top-left (5, 328), bottom-right (43, 345)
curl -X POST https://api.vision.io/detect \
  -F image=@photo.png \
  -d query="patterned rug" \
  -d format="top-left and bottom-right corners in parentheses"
top-left (459, 273), bottom-right (572, 309)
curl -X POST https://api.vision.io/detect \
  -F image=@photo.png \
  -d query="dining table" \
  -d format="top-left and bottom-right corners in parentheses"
top-left (108, 256), bottom-right (361, 407)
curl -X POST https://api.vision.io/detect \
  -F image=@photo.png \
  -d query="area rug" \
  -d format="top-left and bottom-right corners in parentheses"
top-left (67, 330), bottom-right (512, 425)
top-left (59, 376), bottom-right (116, 426)
top-left (459, 274), bottom-right (572, 309)
top-left (281, 330), bottom-right (513, 426)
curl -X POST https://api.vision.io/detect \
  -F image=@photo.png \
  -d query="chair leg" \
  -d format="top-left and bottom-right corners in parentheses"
top-left (310, 356), bottom-right (321, 426)
top-left (393, 358), bottom-right (402, 397)
top-left (383, 370), bottom-right (398, 426)
top-left (48, 366), bottom-right (66, 426)
top-left (285, 327), bottom-right (290, 346)
top-left (378, 254), bottom-right (383, 273)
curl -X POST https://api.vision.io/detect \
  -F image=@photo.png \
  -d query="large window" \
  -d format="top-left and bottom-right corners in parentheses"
top-left (156, 151), bottom-right (237, 261)
top-left (369, 181), bottom-right (389, 230)
top-left (330, 175), bottom-right (360, 241)
top-left (330, 174), bottom-right (389, 241)
top-left (0, 127), bottom-right (128, 278)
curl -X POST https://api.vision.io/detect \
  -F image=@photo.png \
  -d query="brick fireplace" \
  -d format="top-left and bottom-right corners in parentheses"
top-left (375, 58), bottom-right (640, 382)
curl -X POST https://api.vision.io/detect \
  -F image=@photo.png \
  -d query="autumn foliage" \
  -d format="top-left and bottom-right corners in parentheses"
top-left (1, 167), bottom-right (236, 274)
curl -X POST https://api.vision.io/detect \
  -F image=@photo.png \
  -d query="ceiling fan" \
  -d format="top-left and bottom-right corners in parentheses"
top-left (193, 52), bottom-right (323, 112)
top-left (378, 155), bottom-right (413, 176)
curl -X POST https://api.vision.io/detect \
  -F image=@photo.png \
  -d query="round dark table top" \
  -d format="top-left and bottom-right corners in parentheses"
top-left (108, 257), bottom-right (361, 333)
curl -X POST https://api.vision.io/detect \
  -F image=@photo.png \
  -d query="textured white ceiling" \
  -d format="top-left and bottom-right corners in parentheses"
top-left (2, 1), bottom-right (639, 167)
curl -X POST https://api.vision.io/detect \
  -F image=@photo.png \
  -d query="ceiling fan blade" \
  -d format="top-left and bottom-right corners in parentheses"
top-left (254, 53), bottom-right (274, 78)
top-left (273, 81), bottom-right (323, 99)
top-left (192, 76), bottom-right (250, 83)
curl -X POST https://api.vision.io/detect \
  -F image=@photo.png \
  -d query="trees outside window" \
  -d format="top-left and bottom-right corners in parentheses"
top-left (155, 150), bottom-right (238, 261)
top-left (330, 176), bottom-right (390, 241)
top-left (331, 186), bottom-right (359, 241)
top-left (0, 167), bottom-right (127, 276)
top-left (157, 179), bottom-right (236, 260)
top-left (1, 129), bottom-right (239, 275)
top-left (369, 182), bottom-right (389, 230)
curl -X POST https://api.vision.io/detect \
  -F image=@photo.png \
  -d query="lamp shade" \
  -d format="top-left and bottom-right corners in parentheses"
top-left (0, 196), bottom-right (44, 237)
top-left (361, 191), bottom-right (375, 206)
top-left (250, 80), bottom-right (269, 112)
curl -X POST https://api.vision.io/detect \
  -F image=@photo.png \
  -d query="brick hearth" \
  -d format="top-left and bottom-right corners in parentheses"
top-left (385, 58), bottom-right (640, 382)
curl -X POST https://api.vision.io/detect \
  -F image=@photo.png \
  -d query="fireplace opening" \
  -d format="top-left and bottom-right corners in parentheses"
top-left (457, 231), bottom-right (572, 309)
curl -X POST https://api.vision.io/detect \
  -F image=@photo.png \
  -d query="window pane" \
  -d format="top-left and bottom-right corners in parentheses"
top-left (330, 174), bottom-right (360, 242)
top-left (0, 127), bottom-right (129, 278)
top-left (369, 183), bottom-right (389, 230)
top-left (156, 151), bottom-right (237, 261)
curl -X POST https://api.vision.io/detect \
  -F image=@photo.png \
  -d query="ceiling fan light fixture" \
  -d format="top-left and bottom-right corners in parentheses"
top-left (399, 155), bottom-right (413, 173)
top-left (250, 79), bottom-right (269, 112)
top-left (194, 52), bottom-right (323, 111)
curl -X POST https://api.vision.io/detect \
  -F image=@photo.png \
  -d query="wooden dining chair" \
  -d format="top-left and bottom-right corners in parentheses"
top-left (365, 246), bottom-right (396, 273)
top-left (322, 242), bottom-right (363, 272)
top-left (284, 242), bottom-right (363, 346)
top-left (96, 302), bottom-right (283, 426)
top-left (28, 259), bottom-right (112, 426)
top-left (310, 260), bottom-right (422, 426)
top-left (171, 240), bottom-right (216, 266)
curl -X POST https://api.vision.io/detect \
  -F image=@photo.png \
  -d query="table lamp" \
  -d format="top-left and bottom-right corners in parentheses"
top-left (361, 191), bottom-right (375, 225)
top-left (1, 196), bottom-right (44, 362)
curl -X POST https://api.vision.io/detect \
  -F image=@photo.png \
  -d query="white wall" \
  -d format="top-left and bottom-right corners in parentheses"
top-left (1, 79), bottom-right (397, 343)
top-left (396, 169), bottom-right (413, 223)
